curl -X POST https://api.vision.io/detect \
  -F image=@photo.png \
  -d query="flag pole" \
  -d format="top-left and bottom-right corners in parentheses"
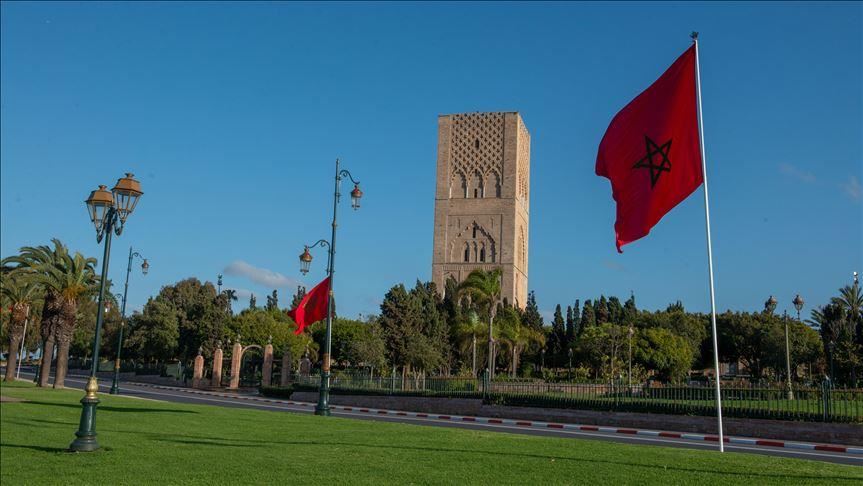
top-left (691, 31), bottom-right (724, 452)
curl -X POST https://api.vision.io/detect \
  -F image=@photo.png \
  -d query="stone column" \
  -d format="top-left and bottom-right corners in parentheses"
top-left (211, 341), bottom-right (223, 387)
top-left (299, 356), bottom-right (311, 376)
top-left (262, 337), bottom-right (274, 387)
top-left (280, 351), bottom-right (293, 386)
top-left (229, 338), bottom-right (242, 389)
top-left (192, 347), bottom-right (204, 389)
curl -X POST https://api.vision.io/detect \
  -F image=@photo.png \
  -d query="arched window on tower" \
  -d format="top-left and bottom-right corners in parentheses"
top-left (480, 245), bottom-right (486, 263)
top-left (472, 225), bottom-right (477, 239)
top-left (451, 171), bottom-right (467, 199)
top-left (472, 242), bottom-right (478, 262)
top-left (489, 172), bottom-right (501, 198)
top-left (464, 242), bottom-right (470, 263)
top-left (471, 170), bottom-right (484, 199)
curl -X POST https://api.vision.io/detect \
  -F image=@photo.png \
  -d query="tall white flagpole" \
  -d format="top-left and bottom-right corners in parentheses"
top-left (692, 31), bottom-right (724, 452)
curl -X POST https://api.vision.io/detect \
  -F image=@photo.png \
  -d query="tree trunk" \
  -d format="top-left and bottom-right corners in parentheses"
top-left (4, 336), bottom-right (20, 382)
top-left (4, 305), bottom-right (28, 382)
top-left (38, 337), bottom-right (55, 387)
top-left (52, 298), bottom-right (78, 389)
top-left (54, 340), bottom-right (71, 388)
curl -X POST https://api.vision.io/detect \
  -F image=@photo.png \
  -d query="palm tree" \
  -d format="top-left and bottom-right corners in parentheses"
top-left (222, 289), bottom-right (238, 314)
top-left (458, 268), bottom-right (502, 377)
top-left (453, 310), bottom-right (486, 376)
top-left (832, 279), bottom-right (862, 384)
top-left (8, 240), bottom-right (97, 388)
top-left (496, 306), bottom-right (545, 378)
top-left (1, 270), bottom-right (41, 382)
top-left (5, 243), bottom-right (61, 387)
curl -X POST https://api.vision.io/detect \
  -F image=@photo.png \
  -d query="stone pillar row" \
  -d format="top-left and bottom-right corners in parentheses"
top-left (193, 341), bottom-right (295, 389)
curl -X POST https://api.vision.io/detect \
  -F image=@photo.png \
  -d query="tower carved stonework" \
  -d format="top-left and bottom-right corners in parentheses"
top-left (432, 112), bottom-right (530, 307)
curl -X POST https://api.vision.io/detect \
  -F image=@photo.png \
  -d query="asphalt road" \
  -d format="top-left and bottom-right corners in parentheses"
top-left (5, 368), bottom-right (861, 466)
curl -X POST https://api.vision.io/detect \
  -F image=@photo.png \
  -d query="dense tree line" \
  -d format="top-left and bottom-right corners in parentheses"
top-left (3, 241), bottom-right (860, 386)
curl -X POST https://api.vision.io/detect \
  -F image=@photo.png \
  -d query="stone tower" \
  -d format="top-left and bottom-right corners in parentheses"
top-left (431, 112), bottom-right (530, 308)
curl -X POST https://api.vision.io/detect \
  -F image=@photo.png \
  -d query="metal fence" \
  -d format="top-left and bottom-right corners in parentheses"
top-left (283, 372), bottom-right (862, 423)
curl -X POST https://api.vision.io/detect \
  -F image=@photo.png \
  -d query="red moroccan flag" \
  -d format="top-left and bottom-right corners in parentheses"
top-left (596, 45), bottom-right (703, 252)
top-left (287, 277), bottom-right (330, 335)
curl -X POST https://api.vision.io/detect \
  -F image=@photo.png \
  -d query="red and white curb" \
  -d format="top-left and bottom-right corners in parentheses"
top-left (129, 382), bottom-right (863, 456)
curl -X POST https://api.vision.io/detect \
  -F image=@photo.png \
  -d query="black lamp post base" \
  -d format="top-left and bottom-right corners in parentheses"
top-left (109, 383), bottom-right (120, 395)
top-left (315, 370), bottom-right (331, 416)
top-left (69, 393), bottom-right (100, 452)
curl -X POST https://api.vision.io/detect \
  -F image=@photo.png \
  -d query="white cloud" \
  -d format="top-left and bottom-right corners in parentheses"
top-left (223, 260), bottom-right (300, 289)
top-left (779, 163), bottom-right (817, 184)
top-left (840, 175), bottom-right (861, 201)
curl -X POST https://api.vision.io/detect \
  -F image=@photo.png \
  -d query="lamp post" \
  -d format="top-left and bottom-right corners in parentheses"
top-left (298, 158), bottom-right (362, 416)
top-left (782, 310), bottom-right (794, 400)
top-left (109, 249), bottom-right (148, 395)
top-left (72, 173), bottom-right (142, 452)
top-left (628, 326), bottom-right (634, 391)
top-left (828, 340), bottom-right (836, 384)
top-left (217, 274), bottom-right (223, 295)
top-left (567, 348), bottom-right (573, 381)
top-left (540, 348), bottom-right (545, 372)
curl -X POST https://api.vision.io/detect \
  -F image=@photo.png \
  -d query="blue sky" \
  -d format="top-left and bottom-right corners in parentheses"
top-left (2, 2), bottom-right (861, 322)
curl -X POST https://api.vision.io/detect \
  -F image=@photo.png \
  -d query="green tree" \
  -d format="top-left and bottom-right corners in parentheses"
top-left (596, 296), bottom-right (610, 324)
top-left (581, 300), bottom-right (596, 329)
top-left (143, 278), bottom-right (230, 362)
top-left (7, 239), bottom-right (97, 388)
top-left (0, 270), bottom-right (41, 382)
top-left (378, 281), bottom-right (449, 379)
top-left (522, 291), bottom-right (543, 331)
top-left (607, 296), bottom-right (623, 325)
top-left (222, 289), bottom-right (238, 314)
top-left (125, 299), bottom-right (180, 361)
top-left (458, 269), bottom-right (502, 374)
top-left (717, 312), bottom-right (771, 380)
top-left (266, 289), bottom-right (279, 311)
top-left (634, 327), bottom-right (694, 382)
top-left (549, 304), bottom-right (565, 357)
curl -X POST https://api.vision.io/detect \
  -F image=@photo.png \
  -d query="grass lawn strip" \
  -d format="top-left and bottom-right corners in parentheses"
top-left (1, 381), bottom-right (861, 485)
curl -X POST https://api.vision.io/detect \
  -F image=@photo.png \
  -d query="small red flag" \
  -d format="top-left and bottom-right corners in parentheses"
top-left (287, 277), bottom-right (330, 335)
top-left (596, 45), bottom-right (703, 252)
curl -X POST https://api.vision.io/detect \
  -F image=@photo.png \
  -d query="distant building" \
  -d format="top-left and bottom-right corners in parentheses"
top-left (431, 112), bottom-right (530, 307)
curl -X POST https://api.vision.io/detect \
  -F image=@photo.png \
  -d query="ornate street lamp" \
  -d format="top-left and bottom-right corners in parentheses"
top-left (72, 173), bottom-right (142, 452)
top-left (110, 248), bottom-right (148, 395)
top-left (299, 246), bottom-right (314, 275)
top-left (792, 294), bottom-right (804, 321)
top-left (540, 348), bottom-right (545, 371)
top-left (828, 340), bottom-right (836, 384)
top-left (297, 158), bottom-right (361, 416)
top-left (217, 273), bottom-right (223, 294)
top-left (567, 348), bottom-right (573, 381)
top-left (764, 295), bottom-right (777, 315)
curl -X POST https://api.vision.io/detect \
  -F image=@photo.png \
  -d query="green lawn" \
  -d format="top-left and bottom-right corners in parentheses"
top-left (1, 381), bottom-right (861, 485)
